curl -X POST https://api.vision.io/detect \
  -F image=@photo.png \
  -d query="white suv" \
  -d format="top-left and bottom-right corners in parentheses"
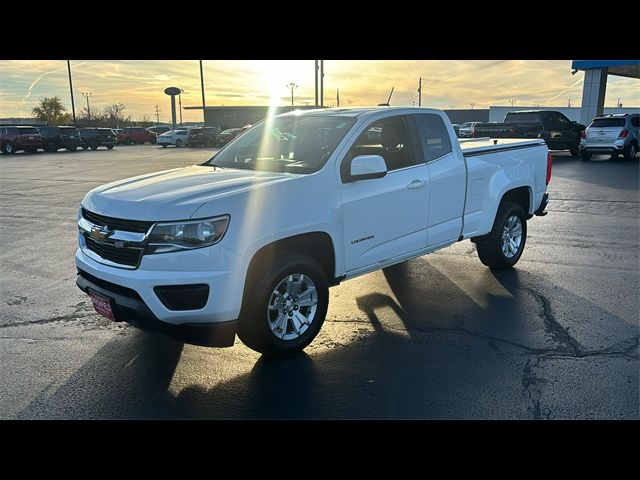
top-left (579, 113), bottom-right (639, 161)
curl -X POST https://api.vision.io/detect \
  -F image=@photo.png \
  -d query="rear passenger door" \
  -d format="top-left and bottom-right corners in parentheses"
top-left (340, 115), bottom-right (429, 272)
top-left (414, 114), bottom-right (465, 246)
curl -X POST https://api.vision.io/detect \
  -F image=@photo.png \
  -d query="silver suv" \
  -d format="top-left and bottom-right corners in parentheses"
top-left (579, 113), bottom-right (639, 161)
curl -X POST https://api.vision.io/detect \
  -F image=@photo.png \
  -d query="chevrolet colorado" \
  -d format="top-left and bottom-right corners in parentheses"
top-left (76, 107), bottom-right (551, 356)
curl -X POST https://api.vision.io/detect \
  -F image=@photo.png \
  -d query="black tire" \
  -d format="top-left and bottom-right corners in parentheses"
top-left (623, 142), bottom-right (638, 161)
top-left (90, 145), bottom-right (98, 151)
top-left (237, 252), bottom-right (329, 357)
top-left (161, 144), bottom-right (167, 148)
top-left (580, 151), bottom-right (592, 161)
top-left (82, 145), bottom-right (88, 150)
top-left (2, 142), bottom-right (15, 154)
top-left (47, 141), bottom-right (57, 152)
top-left (66, 146), bottom-right (77, 152)
top-left (475, 201), bottom-right (527, 270)
top-left (175, 139), bottom-right (182, 147)
top-left (107, 145), bottom-right (114, 150)
top-left (149, 139), bottom-right (157, 145)
top-left (26, 148), bottom-right (38, 154)
top-left (569, 147), bottom-right (580, 157)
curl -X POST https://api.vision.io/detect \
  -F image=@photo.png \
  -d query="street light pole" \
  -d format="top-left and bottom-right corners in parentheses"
top-left (179, 89), bottom-right (184, 127)
top-left (199, 60), bottom-right (207, 125)
top-left (418, 77), bottom-right (423, 107)
top-left (314, 60), bottom-right (319, 107)
top-left (287, 83), bottom-right (298, 106)
top-left (320, 60), bottom-right (324, 107)
top-left (67, 60), bottom-right (77, 126)
top-left (82, 92), bottom-right (92, 124)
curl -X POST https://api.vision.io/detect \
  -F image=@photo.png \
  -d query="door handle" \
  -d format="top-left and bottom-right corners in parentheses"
top-left (407, 179), bottom-right (426, 189)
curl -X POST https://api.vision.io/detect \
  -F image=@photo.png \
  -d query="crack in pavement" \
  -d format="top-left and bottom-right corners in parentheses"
top-left (0, 313), bottom-right (98, 329)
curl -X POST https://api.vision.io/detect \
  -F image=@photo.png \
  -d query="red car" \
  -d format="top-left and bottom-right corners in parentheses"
top-left (117, 127), bottom-right (157, 145)
top-left (0, 126), bottom-right (43, 154)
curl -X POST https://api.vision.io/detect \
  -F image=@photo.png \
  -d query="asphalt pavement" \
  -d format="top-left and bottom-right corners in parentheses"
top-left (0, 145), bottom-right (638, 419)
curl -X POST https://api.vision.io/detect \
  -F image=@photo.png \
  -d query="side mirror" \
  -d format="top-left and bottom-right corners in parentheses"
top-left (349, 154), bottom-right (387, 182)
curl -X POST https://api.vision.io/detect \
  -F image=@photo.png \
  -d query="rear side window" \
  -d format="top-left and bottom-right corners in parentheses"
top-left (415, 114), bottom-right (452, 162)
top-left (590, 118), bottom-right (626, 128)
top-left (629, 116), bottom-right (639, 127)
top-left (505, 113), bottom-right (540, 123)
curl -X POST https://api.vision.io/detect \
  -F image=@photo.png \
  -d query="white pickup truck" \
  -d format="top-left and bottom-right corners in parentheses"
top-left (76, 107), bottom-right (551, 356)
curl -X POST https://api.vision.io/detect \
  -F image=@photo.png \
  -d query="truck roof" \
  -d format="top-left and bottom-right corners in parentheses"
top-left (277, 106), bottom-right (445, 119)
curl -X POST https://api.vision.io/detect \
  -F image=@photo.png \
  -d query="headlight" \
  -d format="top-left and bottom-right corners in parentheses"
top-left (146, 215), bottom-right (230, 254)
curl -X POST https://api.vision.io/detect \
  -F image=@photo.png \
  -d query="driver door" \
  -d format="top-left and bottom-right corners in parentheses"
top-left (340, 116), bottom-right (429, 273)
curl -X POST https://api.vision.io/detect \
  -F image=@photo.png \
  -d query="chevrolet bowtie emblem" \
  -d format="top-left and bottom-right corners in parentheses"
top-left (90, 225), bottom-right (113, 241)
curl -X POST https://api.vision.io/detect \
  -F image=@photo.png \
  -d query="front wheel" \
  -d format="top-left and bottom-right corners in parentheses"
top-left (161, 144), bottom-right (167, 148)
top-left (66, 146), bottom-right (77, 152)
top-left (90, 145), bottom-right (98, 151)
top-left (2, 142), bottom-right (15, 154)
top-left (175, 139), bottom-right (182, 147)
top-left (569, 146), bottom-right (580, 157)
top-left (476, 201), bottom-right (527, 270)
top-left (580, 151), bottom-right (592, 161)
top-left (106, 145), bottom-right (114, 150)
top-left (237, 252), bottom-right (329, 357)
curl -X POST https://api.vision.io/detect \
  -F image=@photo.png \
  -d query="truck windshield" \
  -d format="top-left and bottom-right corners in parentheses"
top-left (208, 116), bottom-right (356, 174)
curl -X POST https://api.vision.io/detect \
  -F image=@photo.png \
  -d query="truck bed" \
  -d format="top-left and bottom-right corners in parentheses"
top-left (459, 137), bottom-right (546, 156)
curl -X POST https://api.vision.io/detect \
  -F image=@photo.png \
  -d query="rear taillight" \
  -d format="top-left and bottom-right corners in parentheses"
top-left (618, 130), bottom-right (629, 139)
top-left (580, 131), bottom-right (586, 139)
top-left (546, 152), bottom-right (553, 185)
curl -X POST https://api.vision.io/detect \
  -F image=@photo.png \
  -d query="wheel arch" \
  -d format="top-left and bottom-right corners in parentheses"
top-left (500, 186), bottom-right (532, 217)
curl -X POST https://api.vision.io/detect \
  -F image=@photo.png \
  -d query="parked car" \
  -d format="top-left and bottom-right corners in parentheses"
top-left (79, 128), bottom-right (117, 150)
top-left (473, 111), bottom-right (586, 155)
top-left (0, 126), bottom-right (43, 154)
top-left (187, 127), bottom-right (221, 147)
top-left (37, 126), bottom-right (82, 152)
top-left (216, 127), bottom-right (249, 147)
top-left (147, 126), bottom-right (171, 136)
top-left (157, 129), bottom-right (189, 147)
top-left (458, 122), bottom-right (482, 138)
top-left (579, 113), bottom-right (639, 161)
top-left (117, 127), bottom-right (157, 145)
top-left (75, 106), bottom-right (550, 357)
top-left (451, 123), bottom-right (461, 137)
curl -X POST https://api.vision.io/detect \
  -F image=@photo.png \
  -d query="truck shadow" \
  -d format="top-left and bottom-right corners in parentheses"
top-left (17, 258), bottom-right (638, 419)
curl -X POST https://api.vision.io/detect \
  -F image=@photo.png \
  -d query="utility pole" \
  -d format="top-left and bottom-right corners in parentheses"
top-left (199, 60), bottom-right (207, 125)
top-left (508, 99), bottom-right (516, 107)
top-left (568, 98), bottom-right (572, 107)
top-left (178, 89), bottom-right (184, 127)
top-left (320, 60), bottom-right (324, 107)
top-left (287, 83), bottom-right (298, 106)
top-left (82, 92), bottom-right (92, 124)
top-left (469, 102), bottom-right (476, 110)
top-left (67, 60), bottom-right (77, 126)
top-left (314, 60), bottom-right (319, 107)
top-left (155, 105), bottom-right (160, 125)
top-left (418, 77), bottom-right (423, 107)
top-left (337, 88), bottom-right (340, 108)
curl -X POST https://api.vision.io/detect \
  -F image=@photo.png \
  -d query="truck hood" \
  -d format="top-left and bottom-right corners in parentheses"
top-left (82, 165), bottom-right (293, 221)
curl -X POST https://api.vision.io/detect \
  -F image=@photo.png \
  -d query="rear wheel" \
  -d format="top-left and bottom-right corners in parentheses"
top-left (161, 144), bottom-right (167, 148)
top-left (82, 145), bottom-right (88, 150)
top-left (237, 252), bottom-right (328, 357)
top-left (623, 142), bottom-right (637, 161)
top-left (90, 145), bottom-right (98, 151)
top-left (476, 201), bottom-right (527, 270)
top-left (580, 151), bottom-right (592, 161)
top-left (175, 139), bottom-right (182, 147)
top-left (2, 142), bottom-right (15, 154)
top-left (107, 145), bottom-right (114, 150)
top-left (569, 146), bottom-right (580, 157)
top-left (47, 141), bottom-right (57, 152)
top-left (66, 146), bottom-right (77, 152)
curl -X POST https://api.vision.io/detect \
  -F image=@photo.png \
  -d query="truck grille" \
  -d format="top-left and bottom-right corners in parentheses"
top-left (84, 235), bottom-right (143, 267)
top-left (82, 208), bottom-right (153, 233)
top-left (81, 208), bottom-right (151, 267)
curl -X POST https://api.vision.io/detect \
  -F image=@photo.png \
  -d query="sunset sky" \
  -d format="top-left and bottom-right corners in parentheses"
top-left (1, 60), bottom-right (638, 123)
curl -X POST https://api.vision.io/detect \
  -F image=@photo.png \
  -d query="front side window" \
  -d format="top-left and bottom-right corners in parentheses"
top-left (347, 117), bottom-right (417, 171)
top-left (209, 115), bottom-right (355, 174)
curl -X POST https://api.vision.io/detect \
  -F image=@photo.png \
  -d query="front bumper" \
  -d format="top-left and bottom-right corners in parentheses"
top-left (76, 269), bottom-right (236, 347)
